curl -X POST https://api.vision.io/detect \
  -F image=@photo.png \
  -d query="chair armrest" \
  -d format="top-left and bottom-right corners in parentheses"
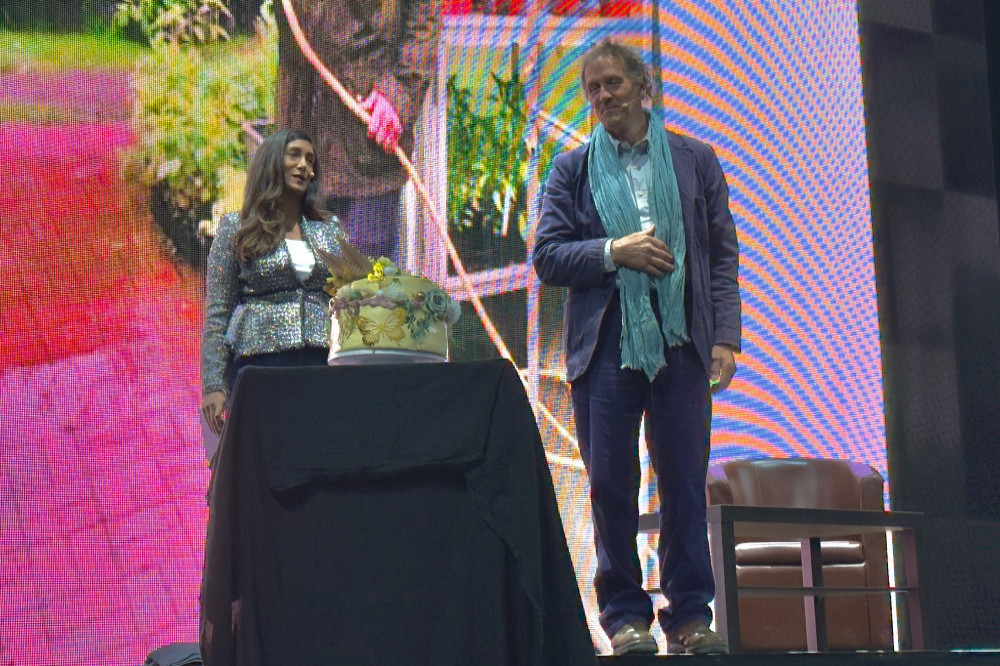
top-left (707, 463), bottom-right (733, 505)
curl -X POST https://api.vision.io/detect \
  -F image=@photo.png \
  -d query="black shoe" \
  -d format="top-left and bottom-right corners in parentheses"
top-left (610, 622), bottom-right (659, 656)
top-left (667, 620), bottom-right (729, 655)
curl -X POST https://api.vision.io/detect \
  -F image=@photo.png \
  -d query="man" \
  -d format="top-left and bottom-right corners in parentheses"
top-left (276, 0), bottom-right (441, 262)
top-left (533, 39), bottom-right (740, 656)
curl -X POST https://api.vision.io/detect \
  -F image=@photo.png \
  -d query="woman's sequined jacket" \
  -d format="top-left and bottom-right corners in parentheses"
top-left (200, 212), bottom-right (347, 395)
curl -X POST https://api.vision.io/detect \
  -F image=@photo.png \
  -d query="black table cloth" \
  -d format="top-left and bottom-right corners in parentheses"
top-left (200, 359), bottom-right (597, 666)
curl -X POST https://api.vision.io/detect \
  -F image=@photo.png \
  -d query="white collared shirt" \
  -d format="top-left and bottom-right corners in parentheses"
top-left (603, 119), bottom-right (654, 272)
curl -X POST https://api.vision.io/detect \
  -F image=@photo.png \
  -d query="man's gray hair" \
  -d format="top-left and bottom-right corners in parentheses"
top-left (579, 38), bottom-right (652, 99)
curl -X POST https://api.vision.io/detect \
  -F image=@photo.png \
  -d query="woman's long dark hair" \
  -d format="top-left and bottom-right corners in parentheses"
top-left (235, 128), bottom-right (330, 263)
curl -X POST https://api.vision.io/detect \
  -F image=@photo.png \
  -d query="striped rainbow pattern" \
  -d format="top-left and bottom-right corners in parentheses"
top-left (515, 0), bottom-right (886, 483)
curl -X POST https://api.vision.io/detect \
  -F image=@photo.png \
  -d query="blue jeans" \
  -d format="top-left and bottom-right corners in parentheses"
top-left (570, 295), bottom-right (715, 637)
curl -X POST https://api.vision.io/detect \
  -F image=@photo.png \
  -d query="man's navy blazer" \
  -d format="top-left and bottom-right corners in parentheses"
top-left (532, 129), bottom-right (741, 383)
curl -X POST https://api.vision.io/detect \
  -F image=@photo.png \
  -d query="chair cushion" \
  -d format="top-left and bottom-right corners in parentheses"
top-left (734, 539), bottom-right (865, 566)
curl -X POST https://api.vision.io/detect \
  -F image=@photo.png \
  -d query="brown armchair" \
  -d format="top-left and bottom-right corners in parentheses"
top-left (706, 458), bottom-right (893, 651)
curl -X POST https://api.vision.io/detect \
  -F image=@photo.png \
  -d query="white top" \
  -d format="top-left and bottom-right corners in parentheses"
top-left (285, 239), bottom-right (316, 280)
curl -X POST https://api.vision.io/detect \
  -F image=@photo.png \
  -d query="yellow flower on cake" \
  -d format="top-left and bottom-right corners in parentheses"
top-left (367, 257), bottom-right (397, 286)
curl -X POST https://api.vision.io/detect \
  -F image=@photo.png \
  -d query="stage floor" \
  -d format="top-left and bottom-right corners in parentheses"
top-left (596, 651), bottom-right (1000, 665)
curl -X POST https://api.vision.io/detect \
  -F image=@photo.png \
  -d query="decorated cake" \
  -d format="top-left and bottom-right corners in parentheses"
top-left (323, 254), bottom-right (461, 365)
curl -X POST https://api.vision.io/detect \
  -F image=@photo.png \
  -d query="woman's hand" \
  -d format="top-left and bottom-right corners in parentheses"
top-left (202, 391), bottom-right (227, 436)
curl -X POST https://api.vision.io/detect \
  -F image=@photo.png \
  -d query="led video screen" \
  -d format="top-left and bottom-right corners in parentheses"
top-left (0, 1), bottom-right (883, 661)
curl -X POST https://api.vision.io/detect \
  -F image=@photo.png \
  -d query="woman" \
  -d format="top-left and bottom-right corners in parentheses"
top-left (201, 128), bottom-right (347, 435)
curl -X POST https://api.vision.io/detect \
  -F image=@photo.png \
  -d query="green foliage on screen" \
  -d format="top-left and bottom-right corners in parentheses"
top-left (0, 28), bottom-right (141, 70)
top-left (114, 0), bottom-right (233, 45)
top-left (447, 44), bottom-right (556, 242)
top-left (129, 22), bottom-right (276, 234)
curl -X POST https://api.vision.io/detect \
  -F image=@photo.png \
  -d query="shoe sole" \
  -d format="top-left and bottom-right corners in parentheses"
top-left (667, 644), bottom-right (729, 655)
top-left (614, 640), bottom-right (659, 656)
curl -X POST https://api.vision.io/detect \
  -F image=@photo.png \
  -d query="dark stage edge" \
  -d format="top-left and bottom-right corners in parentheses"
top-left (596, 651), bottom-right (1000, 665)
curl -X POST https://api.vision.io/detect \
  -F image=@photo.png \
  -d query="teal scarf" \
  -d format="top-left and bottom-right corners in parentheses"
top-left (587, 114), bottom-right (688, 381)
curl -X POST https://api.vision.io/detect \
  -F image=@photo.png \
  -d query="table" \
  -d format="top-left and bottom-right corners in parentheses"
top-left (706, 505), bottom-right (925, 653)
top-left (199, 359), bottom-right (597, 666)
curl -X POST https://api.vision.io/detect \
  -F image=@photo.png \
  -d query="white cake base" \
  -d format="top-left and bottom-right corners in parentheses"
top-left (328, 349), bottom-right (447, 366)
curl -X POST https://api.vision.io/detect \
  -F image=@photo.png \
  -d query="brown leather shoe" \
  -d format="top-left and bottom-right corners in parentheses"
top-left (667, 620), bottom-right (729, 655)
top-left (610, 622), bottom-right (659, 656)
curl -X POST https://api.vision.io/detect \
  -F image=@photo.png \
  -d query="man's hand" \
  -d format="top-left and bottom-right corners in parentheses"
top-left (609, 226), bottom-right (674, 277)
top-left (202, 391), bottom-right (227, 436)
top-left (359, 89), bottom-right (402, 153)
top-left (709, 344), bottom-right (737, 394)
